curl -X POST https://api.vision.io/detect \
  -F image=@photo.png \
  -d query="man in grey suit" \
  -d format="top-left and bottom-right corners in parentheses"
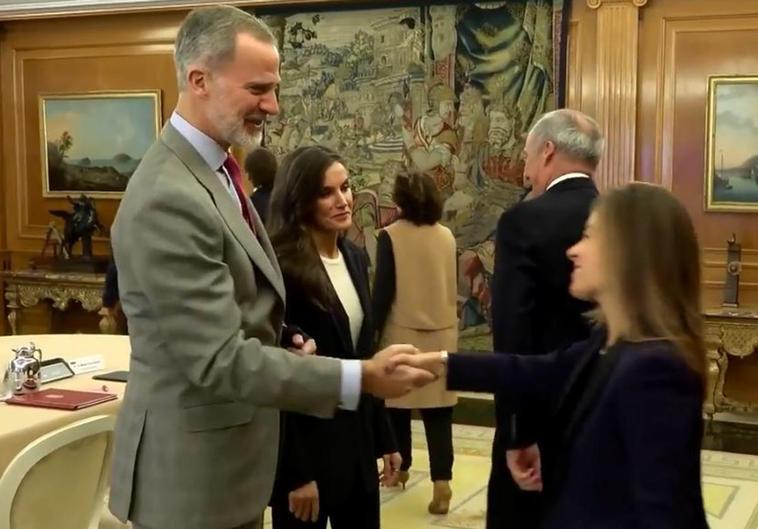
top-left (108, 7), bottom-right (432, 529)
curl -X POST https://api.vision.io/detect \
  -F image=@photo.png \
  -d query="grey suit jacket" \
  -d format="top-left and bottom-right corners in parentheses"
top-left (108, 123), bottom-right (343, 529)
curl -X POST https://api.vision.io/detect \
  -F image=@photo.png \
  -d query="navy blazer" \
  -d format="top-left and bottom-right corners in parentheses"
top-left (271, 238), bottom-right (396, 504)
top-left (448, 330), bottom-right (708, 529)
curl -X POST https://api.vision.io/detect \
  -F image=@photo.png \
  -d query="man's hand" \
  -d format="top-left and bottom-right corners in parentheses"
top-left (361, 344), bottom-right (437, 399)
top-left (506, 444), bottom-right (543, 492)
top-left (380, 452), bottom-right (402, 487)
top-left (387, 351), bottom-right (446, 377)
top-left (288, 480), bottom-right (319, 522)
top-left (288, 333), bottom-right (317, 357)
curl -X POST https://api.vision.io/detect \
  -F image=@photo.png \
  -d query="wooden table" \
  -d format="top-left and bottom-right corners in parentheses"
top-left (0, 334), bottom-right (130, 475)
top-left (704, 308), bottom-right (758, 419)
top-left (0, 269), bottom-right (117, 335)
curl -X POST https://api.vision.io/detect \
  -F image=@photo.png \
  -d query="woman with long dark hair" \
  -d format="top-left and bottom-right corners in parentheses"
top-left (267, 145), bottom-right (400, 529)
top-left (392, 183), bottom-right (709, 529)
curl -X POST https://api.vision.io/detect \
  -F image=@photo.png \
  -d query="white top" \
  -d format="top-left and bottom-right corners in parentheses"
top-left (321, 251), bottom-right (364, 348)
top-left (546, 172), bottom-right (590, 191)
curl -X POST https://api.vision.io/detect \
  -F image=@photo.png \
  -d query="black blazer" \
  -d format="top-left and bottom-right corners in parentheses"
top-left (491, 177), bottom-right (598, 356)
top-left (272, 238), bottom-right (396, 504)
top-left (251, 188), bottom-right (271, 226)
top-left (102, 257), bottom-right (120, 308)
top-left (448, 330), bottom-right (708, 529)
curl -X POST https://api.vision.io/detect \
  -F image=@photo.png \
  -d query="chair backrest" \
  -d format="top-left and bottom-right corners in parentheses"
top-left (0, 414), bottom-right (116, 529)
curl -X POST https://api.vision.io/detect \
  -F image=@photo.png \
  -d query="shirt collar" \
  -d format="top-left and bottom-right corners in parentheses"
top-left (546, 172), bottom-right (590, 192)
top-left (169, 112), bottom-right (227, 171)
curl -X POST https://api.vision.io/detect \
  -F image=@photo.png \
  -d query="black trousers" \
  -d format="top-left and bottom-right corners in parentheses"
top-left (389, 407), bottom-right (454, 481)
top-left (271, 482), bottom-right (379, 529)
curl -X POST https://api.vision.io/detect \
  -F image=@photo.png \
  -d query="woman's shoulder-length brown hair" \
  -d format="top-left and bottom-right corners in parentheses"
top-left (592, 183), bottom-right (706, 393)
top-left (393, 169), bottom-right (443, 226)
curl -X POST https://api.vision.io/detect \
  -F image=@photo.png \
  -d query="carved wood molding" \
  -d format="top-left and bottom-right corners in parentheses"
top-left (587, 0), bottom-right (648, 8)
top-left (591, 0), bottom-right (645, 190)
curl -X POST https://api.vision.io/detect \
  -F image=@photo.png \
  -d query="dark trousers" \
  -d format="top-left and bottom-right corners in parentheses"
top-left (389, 407), bottom-right (454, 481)
top-left (271, 482), bottom-right (379, 529)
top-left (486, 429), bottom-right (542, 529)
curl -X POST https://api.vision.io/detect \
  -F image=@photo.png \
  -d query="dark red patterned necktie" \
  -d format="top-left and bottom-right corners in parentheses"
top-left (222, 154), bottom-right (256, 235)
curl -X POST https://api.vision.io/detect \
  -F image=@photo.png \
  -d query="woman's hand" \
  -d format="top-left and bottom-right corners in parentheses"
top-left (386, 351), bottom-right (446, 379)
top-left (380, 452), bottom-right (403, 487)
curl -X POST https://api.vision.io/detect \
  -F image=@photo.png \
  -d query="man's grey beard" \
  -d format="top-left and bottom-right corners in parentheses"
top-left (226, 124), bottom-right (262, 150)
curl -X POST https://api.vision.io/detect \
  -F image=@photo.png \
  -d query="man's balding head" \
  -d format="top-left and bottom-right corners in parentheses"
top-left (522, 109), bottom-right (604, 196)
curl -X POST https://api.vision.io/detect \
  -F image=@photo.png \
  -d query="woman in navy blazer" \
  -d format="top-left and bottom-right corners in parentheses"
top-left (394, 183), bottom-right (709, 529)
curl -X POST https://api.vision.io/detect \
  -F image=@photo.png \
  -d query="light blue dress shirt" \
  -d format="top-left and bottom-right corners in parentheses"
top-left (169, 112), bottom-right (362, 410)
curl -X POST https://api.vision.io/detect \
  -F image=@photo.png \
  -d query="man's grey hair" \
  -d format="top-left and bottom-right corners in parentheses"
top-left (528, 109), bottom-right (605, 168)
top-left (174, 5), bottom-right (276, 90)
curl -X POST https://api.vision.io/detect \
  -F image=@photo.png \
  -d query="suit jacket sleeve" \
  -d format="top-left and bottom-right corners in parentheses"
top-left (278, 412), bottom-right (317, 491)
top-left (447, 339), bottom-right (590, 443)
top-left (491, 206), bottom-right (537, 353)
top-left (372, 397), bottom-right (398, 457)
top-left (102, 258), bottom-right (120, 308)
top-left (116, 186), bottom-right (342, 417)
top-left (616, 353), bottom-right (704, 528)
top-left (371, 230), bottom-right (395, 345)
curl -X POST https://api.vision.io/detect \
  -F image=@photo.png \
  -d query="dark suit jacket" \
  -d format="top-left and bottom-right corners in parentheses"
top-left (491, 176), bottom-right (598, 357)
top-left (251, 188), bottom-right (271, 226)
top-left (102, 257), bottom-right (119, 308)
top-left (272, 238), bottom-right (396, 505)
top-left (448, 330), bottom-right (708, 529)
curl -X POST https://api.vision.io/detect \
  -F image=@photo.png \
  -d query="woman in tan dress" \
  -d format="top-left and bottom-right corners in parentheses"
top-left (372, 170), bottom-right (458, 514)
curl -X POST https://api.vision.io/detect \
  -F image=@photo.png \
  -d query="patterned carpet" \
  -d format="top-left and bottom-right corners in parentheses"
top-left (102, 421), bottom-right (758, 529)
top-left (364, 422), bottom-right (758, 529)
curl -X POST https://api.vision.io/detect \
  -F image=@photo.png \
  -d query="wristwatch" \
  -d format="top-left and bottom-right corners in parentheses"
top-left (439, 350), bottom-right (449, 365)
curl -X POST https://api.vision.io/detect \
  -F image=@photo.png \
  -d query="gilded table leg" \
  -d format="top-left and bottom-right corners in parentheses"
top-left (5, 287), bottom-right (19, 335)
top-left (98, 307), bottom-right (118, 334)
top-left (703, 323), bottom-right (724, 420)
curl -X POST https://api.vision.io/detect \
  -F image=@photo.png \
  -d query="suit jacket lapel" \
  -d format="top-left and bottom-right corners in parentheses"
top-left (339, 239), bottom-right (373, 357)
top-left (160, 123), bottom-right (285, 301)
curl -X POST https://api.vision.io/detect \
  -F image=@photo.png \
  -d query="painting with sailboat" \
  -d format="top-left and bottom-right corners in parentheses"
top-left (705, 76), bottom-right (758, 212)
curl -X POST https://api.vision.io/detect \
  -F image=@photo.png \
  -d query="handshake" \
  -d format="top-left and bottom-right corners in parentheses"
top-left (360, 344), bottom-right (447, 399)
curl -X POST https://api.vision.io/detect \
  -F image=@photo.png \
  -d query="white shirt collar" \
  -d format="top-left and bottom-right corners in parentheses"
top-left (546, 172), bottom-right (590, 192)
top-left (169, 112), bottom-right (227, 172)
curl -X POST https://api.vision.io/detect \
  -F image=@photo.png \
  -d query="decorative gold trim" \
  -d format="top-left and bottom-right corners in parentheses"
top-left (704, 75), bottom-right (758, 213)
top-left (38, 90), bottom-right (162, 200)
top-left (587, 0), bottom-right (648, 9)
top-left (0, 0), bottom-right (405, 21)
top-left (703, 312), bottom-right (758, 418)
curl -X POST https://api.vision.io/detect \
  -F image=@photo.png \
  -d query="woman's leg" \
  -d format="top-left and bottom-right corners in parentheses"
top-left (389, 407), bottom-right (413, 472)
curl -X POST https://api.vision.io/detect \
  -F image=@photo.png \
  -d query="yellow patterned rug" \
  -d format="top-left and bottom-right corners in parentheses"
top-left (258, 422), bottom-right (758, 529)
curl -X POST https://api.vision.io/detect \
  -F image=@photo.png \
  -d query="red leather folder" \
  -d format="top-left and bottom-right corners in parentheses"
top-left (4, 388), bottom-right (117, 410)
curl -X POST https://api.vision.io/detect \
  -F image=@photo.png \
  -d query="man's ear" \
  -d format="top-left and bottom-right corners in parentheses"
top-left (187, 66), bottom-right (210, 97)
top-left (543, 140), bottom-right (557, 163)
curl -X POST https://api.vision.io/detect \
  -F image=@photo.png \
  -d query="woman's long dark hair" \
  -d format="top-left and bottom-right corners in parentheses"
top-left (267, 145), bottom-right (343, 309)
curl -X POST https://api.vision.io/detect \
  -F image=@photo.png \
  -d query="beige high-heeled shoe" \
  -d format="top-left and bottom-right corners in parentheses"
top-left (428, 480), bottom-right (453, 515)
top-left (397, 470), bottom-right (410, 490)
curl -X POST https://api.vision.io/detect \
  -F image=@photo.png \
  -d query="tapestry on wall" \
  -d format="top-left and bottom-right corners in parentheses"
top-left (256, 0), bottom-right (569, 351)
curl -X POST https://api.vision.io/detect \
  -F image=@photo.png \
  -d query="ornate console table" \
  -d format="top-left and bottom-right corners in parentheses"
top-left (704, 308), bottom-right (758, 418)
top-left (0, 269), bottom-right (116, 335)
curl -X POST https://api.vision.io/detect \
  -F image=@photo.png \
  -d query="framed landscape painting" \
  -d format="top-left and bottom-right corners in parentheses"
top-left (705, 76), bottom-right (758, 212)
top-left (39, 90), bottom-right (161, 198)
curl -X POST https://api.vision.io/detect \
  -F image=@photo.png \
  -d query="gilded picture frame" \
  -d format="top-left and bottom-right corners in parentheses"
top-left (705, 76), bottom-right (758, 212)
top-left (39, 90), bottom-right (162, 198)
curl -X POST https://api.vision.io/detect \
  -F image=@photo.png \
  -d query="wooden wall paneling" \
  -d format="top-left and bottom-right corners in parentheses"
top-left (635, 0), bottom-right (758, 308)
top-left (587, 0), bottom-right (647, 190)
top-left (1, 12), bottom-right (183, 267)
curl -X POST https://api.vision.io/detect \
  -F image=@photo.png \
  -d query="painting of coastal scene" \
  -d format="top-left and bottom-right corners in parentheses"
top-left (706, 77), bottom-right (758, 212)
top-left (40, 91), bottom-right (161, 197)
